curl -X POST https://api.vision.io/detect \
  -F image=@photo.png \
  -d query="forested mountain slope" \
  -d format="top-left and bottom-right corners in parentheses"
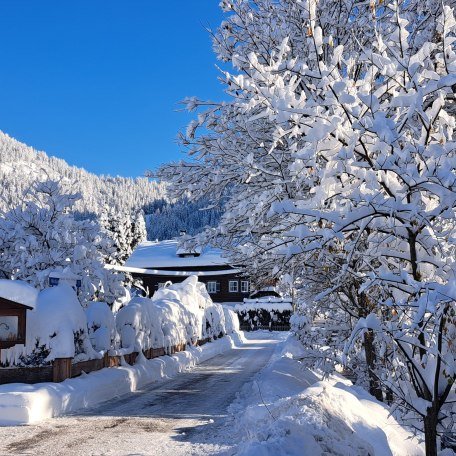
top-left (0, 131), bottom-right (167, 217)
top-left (0, 132), bottom-right (221, 240)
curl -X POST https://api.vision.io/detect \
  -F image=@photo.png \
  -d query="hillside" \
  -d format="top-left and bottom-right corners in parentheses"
top-left (0, 131), bottom-right (167, 217)
top-left (0, 132), bottom-right (221, 240)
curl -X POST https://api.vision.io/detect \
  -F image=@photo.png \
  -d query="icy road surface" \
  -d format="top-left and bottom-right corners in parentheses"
top-left (0, 332), bottom-right (283, 456)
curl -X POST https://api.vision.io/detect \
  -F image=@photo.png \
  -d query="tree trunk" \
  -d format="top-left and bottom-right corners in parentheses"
top-left (424, 404), bottom-right (439, 456)
top-left (385, 385), bottom-right (394, 405)
top-left (363, 329), bottom-right (383, 402)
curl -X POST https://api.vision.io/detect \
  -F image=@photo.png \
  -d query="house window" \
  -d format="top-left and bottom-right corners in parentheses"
top-left (207, 281), bottom-right (220, 294)
top-left (241, 281), bottom-right (250, 293)
top-left (229, 281), bottom-right (239, 293)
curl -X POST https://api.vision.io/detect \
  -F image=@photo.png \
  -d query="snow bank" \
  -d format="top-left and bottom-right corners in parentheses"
top-left (0, 332), bottom-right (245, 426)
top-left (233, 336), bottom-right (424, 456)
top-left (0, 279), bottom-right (38, 308)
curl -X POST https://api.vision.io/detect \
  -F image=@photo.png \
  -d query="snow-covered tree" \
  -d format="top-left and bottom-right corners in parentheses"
top-left (159, 1), bottom-right (456, 453)
top-left (0, 180), bottom-right (125, 305)
top-left (100, 208), bottom-right (147, 265)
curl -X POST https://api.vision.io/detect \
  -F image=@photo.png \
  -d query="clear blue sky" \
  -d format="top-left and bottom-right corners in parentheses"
top-left (0, 1), bottom-right (226, 177)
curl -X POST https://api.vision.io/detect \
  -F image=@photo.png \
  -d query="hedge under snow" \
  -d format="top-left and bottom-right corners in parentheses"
top-left (0, 276), bottom-right (239, 367)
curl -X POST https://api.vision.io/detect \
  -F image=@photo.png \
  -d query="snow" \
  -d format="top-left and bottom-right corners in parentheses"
top-left (85, 301), bottom-right (116, 352)
top-left (0, 279), bottom-right (38, 309)
top-left (27, 284), bottom-right (99, 362)
top-left (223, 306), bottom-right (240, 333)
top-left (231, 335), bottom-right (425, 456)
top-left (0, 332), bottom-right (246, 426)
top-left (125, 239), bottom-right (231, 268)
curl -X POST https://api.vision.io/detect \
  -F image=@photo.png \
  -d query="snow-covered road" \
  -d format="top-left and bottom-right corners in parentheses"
top-left (0, 332), bottom-right (283, 456)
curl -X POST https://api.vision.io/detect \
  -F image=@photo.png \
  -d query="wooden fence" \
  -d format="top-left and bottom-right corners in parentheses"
top-left (0, 338), bottom-right (212, 385)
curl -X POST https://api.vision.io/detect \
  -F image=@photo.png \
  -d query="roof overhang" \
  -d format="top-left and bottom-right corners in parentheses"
top-left (106, 264), bottom-right (242, 277)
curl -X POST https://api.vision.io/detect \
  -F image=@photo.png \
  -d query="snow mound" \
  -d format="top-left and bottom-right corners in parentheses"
top-left (0, 279), bottom-right (38, 308)
top-left (234, 336), bottom-right (424, 456)
top-left (238, 381), bottom-right (423, 456)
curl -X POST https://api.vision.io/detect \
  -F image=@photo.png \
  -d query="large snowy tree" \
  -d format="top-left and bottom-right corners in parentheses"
top-left (159, 1), bottom-right (456, 453)
top-left (0, 180), bottom-right (125, 305)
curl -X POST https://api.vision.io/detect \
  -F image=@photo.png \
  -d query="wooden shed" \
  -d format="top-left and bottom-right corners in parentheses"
top-left (0, 280), bottom-right (37, 349)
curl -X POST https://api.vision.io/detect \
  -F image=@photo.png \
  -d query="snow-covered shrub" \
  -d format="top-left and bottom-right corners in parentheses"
top-left (115, 276), bottom-right (233, 352)
top-left (111, 287), bottom-right (131, 313)
top-left (26, 284), bottom-right (99, 362)
top-left (203, 302), bottom-right (226, 339)
top-left (115, 299), bottom-right (152, 353)
top-left (152, 276), bottom-right (208, 344)
top-left (85, 301), bottom-right (117, 352)
top-left (223, 306), bottom-right (240, 334)
top-left (153, 299), bottom-right (190, 349)
top-left (235, 302), bottom-right (292, 330)
top-left (127, 296), bottom-right (166, 349)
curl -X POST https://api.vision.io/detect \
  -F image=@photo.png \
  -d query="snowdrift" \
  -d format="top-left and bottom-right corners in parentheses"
top-left (233, 336), bottom-right (425, 456)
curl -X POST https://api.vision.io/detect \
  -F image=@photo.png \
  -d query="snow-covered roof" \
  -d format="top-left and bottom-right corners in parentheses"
top-left (125, 240), bottom-right (232, 269)
top-left (0, 280), bottom-right (38, 309)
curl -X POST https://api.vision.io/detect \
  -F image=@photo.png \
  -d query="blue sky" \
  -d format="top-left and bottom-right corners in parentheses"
top-left (0, 1), bottom-right (226, 177)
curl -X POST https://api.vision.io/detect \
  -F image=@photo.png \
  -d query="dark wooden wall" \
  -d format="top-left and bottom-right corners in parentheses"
top-left (134, 272), bottom-right (249, 303)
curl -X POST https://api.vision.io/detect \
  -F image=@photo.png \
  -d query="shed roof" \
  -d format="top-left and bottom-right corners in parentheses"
top-left (125, 239), bottom-right (232, 269)
top-left (0, 280), bottom-right (38, 309)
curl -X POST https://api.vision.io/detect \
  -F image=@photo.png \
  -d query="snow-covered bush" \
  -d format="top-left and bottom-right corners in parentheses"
top-left (223, 306), bottom-right (240, 334)
top-left (152, 276), bottom-right (208, 343)
top-left (115, 299), bottom-right (152, 353)
top-left (26, 284), bottom-right (99, 363)
top-left (115, 276), bottom-right (232, 353)
top-left (129, 296), bottom-right (166, 349)
top-left (235, 302), bottom-right (292, 330)
top-left (85, 301), bottom-right (117, 352)
top-left (203, 303), bottom-right (226, 339)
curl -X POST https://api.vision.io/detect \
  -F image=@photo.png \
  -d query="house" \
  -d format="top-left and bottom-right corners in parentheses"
top-left (119, 240), bottom-right (251, 303)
